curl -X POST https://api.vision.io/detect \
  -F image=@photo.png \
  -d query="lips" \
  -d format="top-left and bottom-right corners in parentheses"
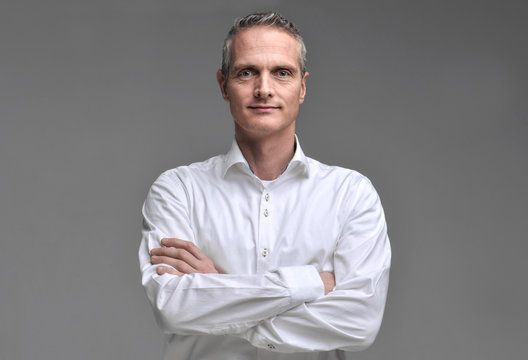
top-left (248, 105), bottom-right (280, 112)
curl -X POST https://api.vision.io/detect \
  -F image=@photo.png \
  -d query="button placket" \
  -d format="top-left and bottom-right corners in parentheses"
top-left (263, 192), bottom-right (270, 217)
top-left (257, 190), bottom-right (273, 271)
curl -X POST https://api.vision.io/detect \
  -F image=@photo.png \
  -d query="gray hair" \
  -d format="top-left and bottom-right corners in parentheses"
top-left (221, 12), bottom-right (307, 79)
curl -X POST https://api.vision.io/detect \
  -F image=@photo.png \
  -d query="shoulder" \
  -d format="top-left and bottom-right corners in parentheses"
top-left (144, 154), bottom-right (226, 210)
top-left (306, 156), bottom-right (373, 189)
top-left (155, 153), bottom-right (225, 186)
top-left (307, 157), bottom-right (386, 227)
top-left (305, 156), bottom-right (382, 211)
top-left (145, 154), bottom-right (225, 206)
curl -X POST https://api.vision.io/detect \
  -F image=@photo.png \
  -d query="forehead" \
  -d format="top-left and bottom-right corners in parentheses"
top-left (230, 26), bottom-right (300, 69)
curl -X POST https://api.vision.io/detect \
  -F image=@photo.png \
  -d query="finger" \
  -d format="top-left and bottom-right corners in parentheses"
top-left (156, 266), bottom-right (183, 276)
top-left (151, 255), bottom-right (198, 274)
top-left (151, 247), bottom-right (202, 270)
top-left (161, 238), bottom-right (208, 260)
top-left (161, 237), bottom-right (189, 248)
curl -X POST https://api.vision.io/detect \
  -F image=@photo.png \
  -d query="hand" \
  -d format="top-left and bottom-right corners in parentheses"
top-left (319, 272), bottom-right (335, 295)
top-left (150, 238), bottom-right (219, 276)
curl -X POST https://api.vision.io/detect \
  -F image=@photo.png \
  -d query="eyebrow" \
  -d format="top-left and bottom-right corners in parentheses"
top-left (231, 63), bottom-right (298, 74)
top-left (232, 64), bottom-right (256, 72)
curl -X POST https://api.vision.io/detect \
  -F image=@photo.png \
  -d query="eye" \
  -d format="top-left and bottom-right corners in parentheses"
top-left (238, 70), bottom-right (253, 77)
top-left (277, 70), bottom-right (290, 77)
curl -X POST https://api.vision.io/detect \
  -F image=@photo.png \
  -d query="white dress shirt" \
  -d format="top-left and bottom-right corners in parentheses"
top-left (139, 137), bottom-right (391, 360)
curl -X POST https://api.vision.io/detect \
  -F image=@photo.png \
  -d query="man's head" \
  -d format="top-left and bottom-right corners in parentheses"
top-left (217, 12), bottom-right (309, 140)
top-left (221, 12), bottom-right (307, 81)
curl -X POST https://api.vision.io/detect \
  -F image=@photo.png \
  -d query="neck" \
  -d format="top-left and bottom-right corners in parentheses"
top-left (235, 131), bottom-right (296, 181)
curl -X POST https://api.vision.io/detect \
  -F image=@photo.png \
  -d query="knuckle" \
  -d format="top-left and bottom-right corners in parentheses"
top-left (159, 256), bottom-right (172, 265)
top-left (173, 260), bottom-right (186, 272)
top-left (163, 238), bottom-right (175, 246)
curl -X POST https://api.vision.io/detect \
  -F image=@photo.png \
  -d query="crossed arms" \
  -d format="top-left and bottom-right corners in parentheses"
top-left (139, 172), bottom-right (391, 353)
top-left (150, 238), bottom-right (336, 295)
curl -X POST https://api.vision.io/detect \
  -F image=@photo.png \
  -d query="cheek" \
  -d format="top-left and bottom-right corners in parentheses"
top-left (227, 87), bottom-right (251, 104)
top-left (286, 90), bottom-right (303, 107)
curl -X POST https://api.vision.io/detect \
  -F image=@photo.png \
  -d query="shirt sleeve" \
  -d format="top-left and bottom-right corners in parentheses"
top-left (237, 178), bottom-right (391, 353)
top-left (139, 171), bottom-right (325, 336)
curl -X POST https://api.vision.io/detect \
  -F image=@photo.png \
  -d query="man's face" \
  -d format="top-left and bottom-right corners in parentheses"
top-left (217, 26), bottom-right (308, 139)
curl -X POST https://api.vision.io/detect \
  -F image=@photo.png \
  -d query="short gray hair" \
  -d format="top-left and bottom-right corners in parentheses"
top-left (221, 12), bottom-right (307, 79)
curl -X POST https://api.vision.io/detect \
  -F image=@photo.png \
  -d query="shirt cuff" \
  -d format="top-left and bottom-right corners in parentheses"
top-left (278, 265), bottom-right (325, 304)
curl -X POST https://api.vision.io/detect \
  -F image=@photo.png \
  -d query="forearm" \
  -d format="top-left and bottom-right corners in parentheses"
top-left (140, 235), bottom-right (324, 335)
top-left (238, 179), bottom-right (392, 353)
top-left (238, 266), bottom-right (390, 353)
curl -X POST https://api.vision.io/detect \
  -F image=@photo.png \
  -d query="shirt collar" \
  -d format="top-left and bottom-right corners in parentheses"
top-left (222, 135), bottom-right (310, 178)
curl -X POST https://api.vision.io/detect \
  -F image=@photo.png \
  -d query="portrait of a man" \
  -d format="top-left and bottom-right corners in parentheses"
top-left (138, 12), bottom-right (391, 359)
top-left (1, 3), bottom-right (525, 360)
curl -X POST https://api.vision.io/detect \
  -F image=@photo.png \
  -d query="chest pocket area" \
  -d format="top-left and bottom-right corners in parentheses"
top-left (272, 214), bottom-right (338, 272)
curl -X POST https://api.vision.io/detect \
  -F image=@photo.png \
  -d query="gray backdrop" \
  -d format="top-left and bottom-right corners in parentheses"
top-left (1, 1), bottom-right (526, 359)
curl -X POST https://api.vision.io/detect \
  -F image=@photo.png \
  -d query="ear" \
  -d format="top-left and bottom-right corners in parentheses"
top-left (299, 71), bottom-right (309, 104)
top-left (216, 69), bottom-right (229, 101)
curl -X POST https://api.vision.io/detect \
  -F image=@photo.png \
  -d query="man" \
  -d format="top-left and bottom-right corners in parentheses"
top-left (139, 12), bottom-right (391, 360)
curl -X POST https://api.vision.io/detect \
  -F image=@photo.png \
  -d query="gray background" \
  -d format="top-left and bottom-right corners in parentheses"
top-left (1, 1), bottom-right (526, 359)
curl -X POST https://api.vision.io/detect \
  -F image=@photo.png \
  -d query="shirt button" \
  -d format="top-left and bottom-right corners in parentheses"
top-left (264, 209), bottom-right (269, 217)
top-left (267, 343), bottom-right (275, 350)
top-left (262, 248), bottom-right (269, 257)
top-left (265, 193), bottom-right (270, 201)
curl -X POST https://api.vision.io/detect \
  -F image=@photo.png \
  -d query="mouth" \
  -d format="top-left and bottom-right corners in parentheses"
top-left (247, 105), bottom-right (280, 113)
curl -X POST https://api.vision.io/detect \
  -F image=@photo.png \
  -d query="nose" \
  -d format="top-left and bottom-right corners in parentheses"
top-left (254, 73), bottom-right (273, 98)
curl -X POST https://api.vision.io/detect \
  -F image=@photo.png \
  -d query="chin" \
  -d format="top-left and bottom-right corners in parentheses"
top-left (237, 124), bottom-right (293, 140)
